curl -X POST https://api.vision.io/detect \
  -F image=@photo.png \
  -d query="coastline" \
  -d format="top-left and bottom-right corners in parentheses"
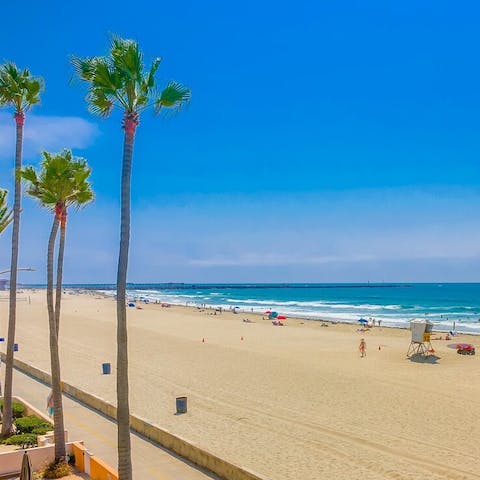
top-left (2, 289), bottom-right (480, 479)
top-left (19, 283), bottom-right (480, 334)
top-left (89, 286), bottom-right (480, 336)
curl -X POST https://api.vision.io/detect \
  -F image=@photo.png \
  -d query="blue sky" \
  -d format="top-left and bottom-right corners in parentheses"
top-left (1, 0), bottom-right (480, 283)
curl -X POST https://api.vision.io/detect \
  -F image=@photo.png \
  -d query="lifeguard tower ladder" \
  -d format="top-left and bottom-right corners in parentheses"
top-left (407, 319), bottom-right (434, 357)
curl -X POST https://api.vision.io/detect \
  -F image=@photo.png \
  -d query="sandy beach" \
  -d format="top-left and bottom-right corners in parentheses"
top-left (1, 290), bottom-right (480, 480)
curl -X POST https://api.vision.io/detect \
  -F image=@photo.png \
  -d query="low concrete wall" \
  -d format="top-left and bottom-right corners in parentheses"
top-left (72, 442), bottom-right (85, 472)
top-left (73, 441), bottom-right (118, 480)
top-left (0, 443), bottom-right (74, 477)
top-left (130, 415), bottom-right (263, 480)
top-left (0, 353), bottom-right (266, 480)
top-left (90, 454), bottom-right (119, 480)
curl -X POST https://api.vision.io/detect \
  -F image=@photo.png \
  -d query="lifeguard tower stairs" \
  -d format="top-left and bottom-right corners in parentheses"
top-left (407, 319), bottom-right (434, 357)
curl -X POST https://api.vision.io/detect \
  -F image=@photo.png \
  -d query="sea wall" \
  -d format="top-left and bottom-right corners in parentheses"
top-left (1, 353), bottom-right (266, 480)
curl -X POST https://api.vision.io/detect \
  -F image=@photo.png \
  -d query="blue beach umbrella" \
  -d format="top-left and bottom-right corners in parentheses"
top-left (268, 311), bottom-right (279, 319)
top-left (358, 318), bottom-right (368, 324)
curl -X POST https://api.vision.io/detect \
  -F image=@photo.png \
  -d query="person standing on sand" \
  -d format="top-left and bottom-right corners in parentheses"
top-left (359, 338), bottom-right (367, 358)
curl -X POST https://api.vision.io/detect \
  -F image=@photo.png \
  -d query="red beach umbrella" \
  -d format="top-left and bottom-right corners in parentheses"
top-left (264, 310), bottom-right (272, 314)
top-left (277, 315), bottom-right (287, 320)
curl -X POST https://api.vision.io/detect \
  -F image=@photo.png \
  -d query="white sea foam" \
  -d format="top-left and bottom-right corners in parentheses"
top-left (93, 286), bottom-right (480, 335)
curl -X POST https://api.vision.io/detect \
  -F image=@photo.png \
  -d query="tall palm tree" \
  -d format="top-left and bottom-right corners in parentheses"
top-left (21, 150), bottom-right (93, 461)
top-left (0, 63), bottom-right (43, 436)
top-left (0, 188), bottom-right (12, 398)
top-left (0, 189), bottom-right (13, 235)
top-left (72, 36), bottom-right (190, 480)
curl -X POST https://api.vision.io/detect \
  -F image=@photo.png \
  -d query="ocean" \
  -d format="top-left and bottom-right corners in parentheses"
top-left (85, 283), bottom-right (480, 334)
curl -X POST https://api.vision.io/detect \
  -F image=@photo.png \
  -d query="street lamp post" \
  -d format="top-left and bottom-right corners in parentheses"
top-left (0, 267), bottom-right (35, 275)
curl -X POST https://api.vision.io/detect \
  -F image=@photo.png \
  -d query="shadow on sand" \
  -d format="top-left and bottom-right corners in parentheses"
top-left (408, 354), bottom-right (441, 364)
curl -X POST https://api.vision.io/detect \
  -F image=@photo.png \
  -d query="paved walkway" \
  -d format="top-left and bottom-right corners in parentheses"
top-left (11, 369), bottom-right (219, 480)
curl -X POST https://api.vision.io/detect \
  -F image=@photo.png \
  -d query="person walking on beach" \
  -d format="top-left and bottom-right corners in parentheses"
top-left (359, 338), bottom-right (367, 358)
top-left (46, 390), bottom-right (54, 417)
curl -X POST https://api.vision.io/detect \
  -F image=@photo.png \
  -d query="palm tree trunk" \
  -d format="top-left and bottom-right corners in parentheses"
top-left (1, 112), bottom-right (24, 437)
top-left (116, 117), bottom-right (136, 480)
top-left (52, 212), bottom-right (67, 460)
top-left (46, 216), bottom-right (66, 461)
top-left (55, 208), bottom-right (66, 335)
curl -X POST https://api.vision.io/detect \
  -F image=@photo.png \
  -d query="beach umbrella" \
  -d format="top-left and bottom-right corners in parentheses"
top-left (358, 318), bottom-right (368, 324)
top-left (264, 310), bottom-right (272, 314)
top-left (268, 311), bottom-right (278, 319)
top-left (20, 451), bottom-right (33, 480)
top-left (277, 315), bottom-right (287, 320)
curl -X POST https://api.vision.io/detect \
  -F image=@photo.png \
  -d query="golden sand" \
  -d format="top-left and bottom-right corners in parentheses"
top-left (2, 291), bottom-right (480, 480)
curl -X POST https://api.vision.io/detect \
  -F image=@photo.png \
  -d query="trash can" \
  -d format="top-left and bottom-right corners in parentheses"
top-left (102, 363), bottom-right (111, 374)
top-left (13, 343), bottom-right (18, 352)
top-left (176, 396), bottom-right (187, 414)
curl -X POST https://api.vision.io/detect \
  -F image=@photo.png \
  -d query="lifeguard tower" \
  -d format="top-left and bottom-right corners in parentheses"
top-left (407, 319), bottom-right (434, 357)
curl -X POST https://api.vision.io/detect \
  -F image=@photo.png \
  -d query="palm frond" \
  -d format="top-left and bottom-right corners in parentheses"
top-left (155, 81), bottom-right (191, 113)
top-left (87, 87), bottom-right (115, 117)
top-left (21, 150), bottom-right (94, 213)
top-left (110, 36), bottom-right (143, 81)
top-left (72, 35), bottom-right (190, 121)
top-left (93, 59), bottom-right (122, 91)
top-left (138, 57), bottom-right (161, 104)
top-left (0, 62), bottom-right (43, 112)
top-left (146, 58), bottom-right (161, 88)
top-left (19, 165), bottom-right (39, 184)
top-left (0, 188), bottom-right (13, 235)
top-left (71, 56), bottom-right (99, 81)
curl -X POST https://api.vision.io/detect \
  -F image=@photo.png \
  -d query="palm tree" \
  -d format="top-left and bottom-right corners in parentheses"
top-left (21, 150), bottom-right (93, 462)
top-left (72, 36), bottom-right (190, 480)
top-left (0, 63), bottom-right (43, 437)
top-left (0, 189), bottom-right (12, 400)
top-left (0, 189), bottom-right (13, 235)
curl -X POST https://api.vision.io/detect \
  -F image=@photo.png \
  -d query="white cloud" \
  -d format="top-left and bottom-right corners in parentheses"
top-left (0, 112), bottom-right (99, 159)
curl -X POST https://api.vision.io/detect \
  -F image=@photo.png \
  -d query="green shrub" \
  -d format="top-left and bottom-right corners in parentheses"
top-left (1, 433), bottom-right (37, 447)
top-left (43, 460), bottom-right (71, 479)
top-left (15, 415), bottom-right (52, 434)
top-left (32, 425), bottom-right (53, 435)
top-left (0, 399), bottom-right (26, 418)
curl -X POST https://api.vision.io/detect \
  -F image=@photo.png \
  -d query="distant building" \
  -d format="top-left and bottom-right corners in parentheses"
top-left (0, 279), bottom-right (7, 291)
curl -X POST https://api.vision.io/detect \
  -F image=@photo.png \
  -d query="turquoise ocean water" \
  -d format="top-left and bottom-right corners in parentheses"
top-left (85, 283), bottom-right (480, 334)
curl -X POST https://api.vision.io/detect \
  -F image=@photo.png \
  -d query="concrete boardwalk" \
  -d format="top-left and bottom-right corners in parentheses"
top-left (11, 369), bottom-right (219, 480)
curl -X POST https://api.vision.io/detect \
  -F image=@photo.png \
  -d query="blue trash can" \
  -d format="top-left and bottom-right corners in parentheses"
top-left (13, 343), bottom-right (18, 352)
top-left (176, 396), bottom-right (187, 414)
top-left (102, 363), bottom-right (111, 374)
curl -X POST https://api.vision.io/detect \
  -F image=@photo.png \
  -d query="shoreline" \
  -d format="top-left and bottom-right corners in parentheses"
top-left (25, 286), bottom-right (480, 336)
